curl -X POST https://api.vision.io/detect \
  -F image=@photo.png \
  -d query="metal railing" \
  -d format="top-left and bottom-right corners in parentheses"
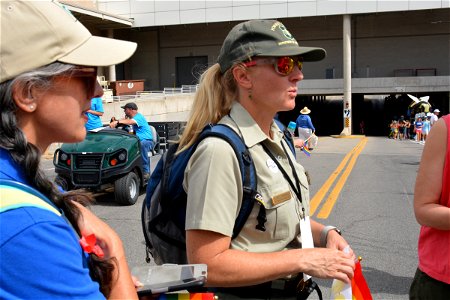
top-left (103, 85), bottom-right (199, 103)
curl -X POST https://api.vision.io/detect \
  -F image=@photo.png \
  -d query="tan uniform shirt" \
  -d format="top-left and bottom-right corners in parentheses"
top-left (184, 102), bottom-right (310, 252)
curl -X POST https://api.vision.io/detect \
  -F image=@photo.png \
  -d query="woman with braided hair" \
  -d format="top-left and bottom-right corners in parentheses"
top-left (0, 1), bottom-right (138, 299)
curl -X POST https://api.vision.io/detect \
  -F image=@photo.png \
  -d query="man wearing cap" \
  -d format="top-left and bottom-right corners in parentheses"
top-left (110, 102), bottom-right (153, 179)
top-left (430, 109), bottom-right (440, 126)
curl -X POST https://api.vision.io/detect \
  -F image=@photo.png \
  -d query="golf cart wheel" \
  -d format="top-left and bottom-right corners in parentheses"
top-left (55, 175), bottom-right (72, 191)
top-left (114, 172), bottom-right (140, 205)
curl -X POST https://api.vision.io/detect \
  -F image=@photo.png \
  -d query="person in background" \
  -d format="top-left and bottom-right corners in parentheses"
top-left (410, 114), bottom-right (450, 298)
top-left (398, 116), bottom-right (405, 140)
top-left (359, 120), bottom-right (365, 135)
top-left (179, 19), bottom-right (355, 299)
top-left (109, 102), bottom-right (153, 179)
top-left (389, 120), bottom-right (399, 140)
top-left (421, 115), bottom-right (431, 143)
top-left (415, 117), bottom-right (424, 143)
top-left (85, 96), bottom-right (105, 130)
top-left (430, 108), bottom-right (440, 127)
top-left (295, 106), bottom-right (316, 142)
top-left (404, 119), bottom-right (411, 140)
top-left (0, 0), bottom-right (138, 299)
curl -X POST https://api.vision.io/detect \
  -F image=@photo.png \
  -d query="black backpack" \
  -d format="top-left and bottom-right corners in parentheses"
top-left (142, 122), bottom-right (295, 264)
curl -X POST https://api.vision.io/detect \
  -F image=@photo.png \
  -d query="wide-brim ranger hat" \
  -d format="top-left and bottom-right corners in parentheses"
top-left (0, 0), bottom-right (137, 83)
top-left (300, 106), bottom-right (311, 114)
top-left (217, 19), bottom-right (326, 73)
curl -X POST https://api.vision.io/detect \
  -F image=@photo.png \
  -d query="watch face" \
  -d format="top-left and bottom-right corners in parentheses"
top-left (329, 227), bottom-right (341, 235)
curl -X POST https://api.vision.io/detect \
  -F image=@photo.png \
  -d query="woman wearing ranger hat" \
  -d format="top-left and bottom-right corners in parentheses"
top-left (0, 1), bottom-right (138, 299)
top-left (296, 106), bottom-right (316, 143)
top-left (179, 19), bottom-right (355, 298)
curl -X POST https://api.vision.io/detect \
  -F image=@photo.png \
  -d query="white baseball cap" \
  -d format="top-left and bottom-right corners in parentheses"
top-left (0, 0), bottom-right (137, 83)
top-left (434, 109), bottom-right (440, 113)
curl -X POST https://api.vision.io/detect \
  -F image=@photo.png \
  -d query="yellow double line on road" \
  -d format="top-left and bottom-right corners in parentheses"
top-left (310, 137), bottom-right (368, 219)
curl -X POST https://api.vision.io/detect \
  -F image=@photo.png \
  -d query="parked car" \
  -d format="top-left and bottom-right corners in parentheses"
top-left (53, 127), bottom-right (147, 205)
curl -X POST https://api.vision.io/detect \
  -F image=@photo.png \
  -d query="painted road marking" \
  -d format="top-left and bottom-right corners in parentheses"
top-left (310, 137), bottom-right (368, 219)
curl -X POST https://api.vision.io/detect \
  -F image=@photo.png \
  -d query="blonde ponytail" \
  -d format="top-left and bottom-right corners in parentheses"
top-left (177, 63), bottom-right (237, 153)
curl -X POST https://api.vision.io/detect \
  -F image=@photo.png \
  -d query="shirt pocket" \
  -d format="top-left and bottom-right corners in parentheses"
top-left (258, 182), bottom-right (300, 240)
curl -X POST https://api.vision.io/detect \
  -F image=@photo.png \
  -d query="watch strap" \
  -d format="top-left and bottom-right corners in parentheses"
top-left (320, 226), bottom-right (341, 247)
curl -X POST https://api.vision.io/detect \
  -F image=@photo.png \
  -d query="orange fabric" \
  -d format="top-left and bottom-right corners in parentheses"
top-left (351, 261), bottom-right (373, 300)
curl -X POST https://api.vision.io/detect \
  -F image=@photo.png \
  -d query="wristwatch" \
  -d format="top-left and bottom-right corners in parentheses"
top-left (320, 226), bottom-right (342, 247)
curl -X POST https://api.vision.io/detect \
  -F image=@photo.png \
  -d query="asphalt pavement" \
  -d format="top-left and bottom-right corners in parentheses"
top-left (41, 136), bottom-right (425, 299)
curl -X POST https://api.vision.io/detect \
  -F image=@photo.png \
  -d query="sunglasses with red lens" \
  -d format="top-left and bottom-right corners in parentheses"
top-left (243, 56), bottom-right (303, 76)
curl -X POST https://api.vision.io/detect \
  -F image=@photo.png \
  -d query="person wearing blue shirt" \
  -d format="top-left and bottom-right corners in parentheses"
top-left (0, 1), bottom-right (138, 298)
top-left (110, 102), bottom-right (154, 179)
top-left (85, 96), bottom-right (104, 130)
top-left (295, 106), bottom-right (316, 141)
top-left (0, 148), bottom-right (106, 299)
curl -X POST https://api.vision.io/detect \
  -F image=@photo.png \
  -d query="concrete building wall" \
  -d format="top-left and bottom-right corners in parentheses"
top-left (113, 9), bottom-right (449, 90)
top-left (129, 29), bottom-right (159, 90)
top-left (102, 95), bottom-right (194, 123)
top-left (97, 0), bottom-right (448, 27)
top-left (58, 1), bottom-right (449, 138)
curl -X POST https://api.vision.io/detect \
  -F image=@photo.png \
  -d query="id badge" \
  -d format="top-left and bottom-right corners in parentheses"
top-left (300, 216), bottom-right (314, 281)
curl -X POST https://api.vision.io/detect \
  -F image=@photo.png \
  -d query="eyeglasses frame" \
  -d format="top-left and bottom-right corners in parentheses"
top-left (243, 56), bottom-right (303, 76)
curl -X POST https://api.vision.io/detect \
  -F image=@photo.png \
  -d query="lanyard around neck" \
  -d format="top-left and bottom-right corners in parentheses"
top-left (261, 140), bottom-right (303, 205)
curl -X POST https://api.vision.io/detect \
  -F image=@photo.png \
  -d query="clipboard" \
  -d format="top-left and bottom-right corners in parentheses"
top-left (132, 264), bottom-right (207, 296)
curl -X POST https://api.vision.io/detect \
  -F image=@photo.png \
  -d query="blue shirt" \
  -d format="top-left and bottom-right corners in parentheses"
top-left (422, 120), bottom-right (431, 132)
top-left (85, 97), bottom-right (104, 130)
top-left (295, 114), bottom-right (315, 131)
top-left (132, 112), bottom-right (153, 141)
top-left (0, 148), bottom-right (104, 299)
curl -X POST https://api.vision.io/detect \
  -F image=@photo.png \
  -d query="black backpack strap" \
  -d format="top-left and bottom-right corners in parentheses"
top-left (198, 124), bottom-right (258, 239)
top-left (160, 143), bottom-right (181, 202)
top-left (274, 119), bottom-right (296, 157)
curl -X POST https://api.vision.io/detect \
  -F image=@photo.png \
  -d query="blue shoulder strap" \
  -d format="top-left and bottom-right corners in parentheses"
top-left (0, 179), bottom-right (61, 215)
top-left (199, 124), bottom-right (258, 239)
top-left (145, 120), bottom-right (292, 241)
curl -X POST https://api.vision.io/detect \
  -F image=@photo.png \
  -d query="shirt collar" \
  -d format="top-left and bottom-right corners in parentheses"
top-left (224, 102), bottom-right (284, 148)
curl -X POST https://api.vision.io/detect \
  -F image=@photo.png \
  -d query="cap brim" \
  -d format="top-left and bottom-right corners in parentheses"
top-left (298, 47), bottom-right (327, 62)
top-left (58, 36), bottom-right (137, 67)
top-left (259, 46), bottom-right (326, 62)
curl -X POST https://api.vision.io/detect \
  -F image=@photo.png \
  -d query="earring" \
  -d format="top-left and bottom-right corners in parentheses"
top-left (29, 104), bottom-right (35, 111)
top-left (248, 89), bottom-right (252, 100)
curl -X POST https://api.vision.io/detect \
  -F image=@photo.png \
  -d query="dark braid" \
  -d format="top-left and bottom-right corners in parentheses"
top-left (0, 62), bottom-right (115, 297)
